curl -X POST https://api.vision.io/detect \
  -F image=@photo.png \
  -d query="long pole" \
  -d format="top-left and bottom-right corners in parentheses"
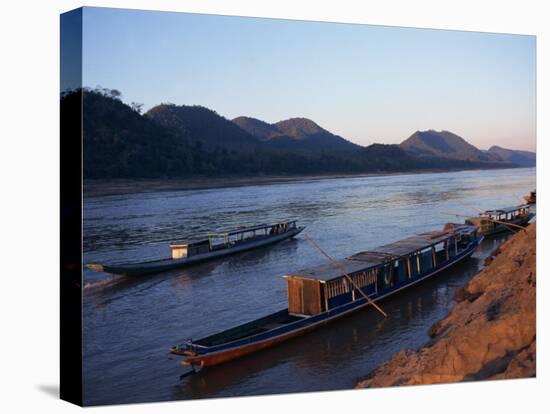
top-left (303, 232), bottom-right (388, 318)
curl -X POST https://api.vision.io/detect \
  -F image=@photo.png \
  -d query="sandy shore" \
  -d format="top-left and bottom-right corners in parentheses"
top-left (355, 223), bottom-right (536, 388)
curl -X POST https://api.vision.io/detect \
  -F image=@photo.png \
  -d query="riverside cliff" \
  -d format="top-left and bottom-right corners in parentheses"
top-left (356, 223), bottom-right (536, 388)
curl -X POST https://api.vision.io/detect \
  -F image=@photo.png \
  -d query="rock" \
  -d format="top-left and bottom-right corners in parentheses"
top-left (355, 223), bottom-right (536, 389)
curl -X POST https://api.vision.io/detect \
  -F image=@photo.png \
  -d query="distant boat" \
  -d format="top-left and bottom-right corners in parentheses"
top-left (86, 221), bottom-right (304, 277)
top-left (170, 224), bottom-right (481, 370)
top-left (523, 190), bottom-right (536, 205)
top-left (465, 204), bottom-right (534, 236)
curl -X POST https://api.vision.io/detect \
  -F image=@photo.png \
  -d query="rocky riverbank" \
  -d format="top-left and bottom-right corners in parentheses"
top-left (355, 223), bottom-right (536, 388)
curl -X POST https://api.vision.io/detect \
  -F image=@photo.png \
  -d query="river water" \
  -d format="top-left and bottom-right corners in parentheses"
top-left (82, 167), bottom-right (535, 405)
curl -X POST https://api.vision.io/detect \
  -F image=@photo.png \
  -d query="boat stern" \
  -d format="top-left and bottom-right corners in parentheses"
top-left (86, 263), bottom-right (104, 273)
top-left (170, 339), bottom-right (208, 357)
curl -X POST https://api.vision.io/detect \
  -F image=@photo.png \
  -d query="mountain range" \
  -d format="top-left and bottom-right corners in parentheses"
top-left (400, 130), bottom-right (501, 162)
top-left (70, 88), bottom-right (535, 179)
top-left (486, 145), bottom-right (537, 167)
top-left (232, 116), bottom-right (361, 154)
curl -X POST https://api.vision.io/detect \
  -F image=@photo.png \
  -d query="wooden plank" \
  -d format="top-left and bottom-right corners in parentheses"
top-left (287, 279), bottom-right (303, 315)
top-left (302, 279), bottom-right (322, 315)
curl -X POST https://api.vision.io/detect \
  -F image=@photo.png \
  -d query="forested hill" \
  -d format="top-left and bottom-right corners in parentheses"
top-left (233, 116), bottom-right (361, 154)
top-left (146, 104), bottom-right (262, 153)
top-left (400, 130), bottom-right (500, 162)
top-left (487, 145), bottom-right (536, 167)
top-left (69, 88), bottom-right (519, 179)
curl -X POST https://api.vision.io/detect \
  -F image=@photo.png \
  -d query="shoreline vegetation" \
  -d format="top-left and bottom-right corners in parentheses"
top-left (84, 167), bottom-right (520, 198)
top-left (355, 223), bottom-right (536, 388)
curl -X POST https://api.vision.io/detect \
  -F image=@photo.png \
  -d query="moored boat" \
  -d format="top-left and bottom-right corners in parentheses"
top-left (465, 204), bottom-right (533, 236)
top-left (87, 220), bottom-right (304, 276)
top-left (170, 223), bottom-right (482, 370)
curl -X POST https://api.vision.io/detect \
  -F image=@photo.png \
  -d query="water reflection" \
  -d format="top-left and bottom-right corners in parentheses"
top-left (82, 168), bottom-right (534, 405)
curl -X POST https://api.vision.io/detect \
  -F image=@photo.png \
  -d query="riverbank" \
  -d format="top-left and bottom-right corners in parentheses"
top-left (355, 223), bottom-right (536, 388)
top-left (83, 166), bottom-right (524, 197)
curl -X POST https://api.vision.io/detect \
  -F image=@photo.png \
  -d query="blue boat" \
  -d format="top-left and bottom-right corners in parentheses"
top-left (87, 221), bottom-right (304, 276)
top-left (171, 223), bottom-right (482, 369)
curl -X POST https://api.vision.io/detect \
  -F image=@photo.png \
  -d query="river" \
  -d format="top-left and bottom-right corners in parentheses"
top-left (82, 167), bottom-right (535, 405)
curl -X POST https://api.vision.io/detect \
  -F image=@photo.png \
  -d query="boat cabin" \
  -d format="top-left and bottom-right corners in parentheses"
top-left (169, 220), bottom-right (298, 259)
top-left (283, 225), bottom-right (477, 317)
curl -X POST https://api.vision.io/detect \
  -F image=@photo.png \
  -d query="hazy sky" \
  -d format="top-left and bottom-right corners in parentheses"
top-left (81, 7), bottom-right (536, 151)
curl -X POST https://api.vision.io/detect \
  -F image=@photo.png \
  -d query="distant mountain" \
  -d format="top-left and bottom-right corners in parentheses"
top-left (356, 143), bottom-right (508, 172)
top-left (76, 87), bottom-right (520, 179)
top-left (233, 116), bottom-right (361, 154)
top-left (487, 145), bottom-right (536, 167)
top-left (400, 130), bottom-right (501, 162)
top-left (232, 116), bottom-right (281, 141)
top-left (147, 104), bottom-right (261, 153)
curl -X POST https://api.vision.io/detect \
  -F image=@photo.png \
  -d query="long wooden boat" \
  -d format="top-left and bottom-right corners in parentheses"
top-left (465, 204), bottom-right (533, 236)
top-left (170, 224), bottom-right (482, 369)
top-left (87, 221), bottom-right (304, 277)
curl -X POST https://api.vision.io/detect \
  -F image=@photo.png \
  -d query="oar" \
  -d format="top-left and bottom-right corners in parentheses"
top-left (303, 232), bottom-right (388, 318)
top-left (442, 212), bottom-right (526, 233)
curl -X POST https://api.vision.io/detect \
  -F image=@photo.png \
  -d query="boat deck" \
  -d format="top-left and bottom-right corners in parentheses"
top-left (196, 310), bottom-right (304, 347)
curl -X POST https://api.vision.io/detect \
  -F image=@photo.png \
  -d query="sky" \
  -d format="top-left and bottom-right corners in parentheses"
top-left (78, 7), bottom-right (536, 151)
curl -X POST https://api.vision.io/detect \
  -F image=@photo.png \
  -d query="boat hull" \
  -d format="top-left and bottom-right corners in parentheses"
top-left (174, 236), bottom-right (482, 368)
top-left (90, 227), bottom-right (304, 277)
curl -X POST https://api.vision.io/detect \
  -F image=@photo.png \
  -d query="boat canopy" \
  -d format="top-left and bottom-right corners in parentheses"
top-left (482, 205), bottom-right (529, 216)
top-left (207, 220), bottom-right (297, 238)
top-left (286, 225), bottom-right (476, 282)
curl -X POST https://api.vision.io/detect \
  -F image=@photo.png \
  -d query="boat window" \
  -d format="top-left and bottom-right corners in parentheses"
top-left (377, 264), bottom-right (394, 289)
top-left (326, 277), bottom-right (351, 298)
top-left (419, 248), bottom-right (433, 271)
top-left (393, 258), bottom-right (408, 282)
top-left (350, 270), bottom-right (376, 290)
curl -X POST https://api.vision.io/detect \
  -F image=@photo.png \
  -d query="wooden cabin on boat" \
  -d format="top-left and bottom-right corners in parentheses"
top-left (465, 205), bottom-right (532, 236)
top-left (284, 224), bottom-right (478, 317)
